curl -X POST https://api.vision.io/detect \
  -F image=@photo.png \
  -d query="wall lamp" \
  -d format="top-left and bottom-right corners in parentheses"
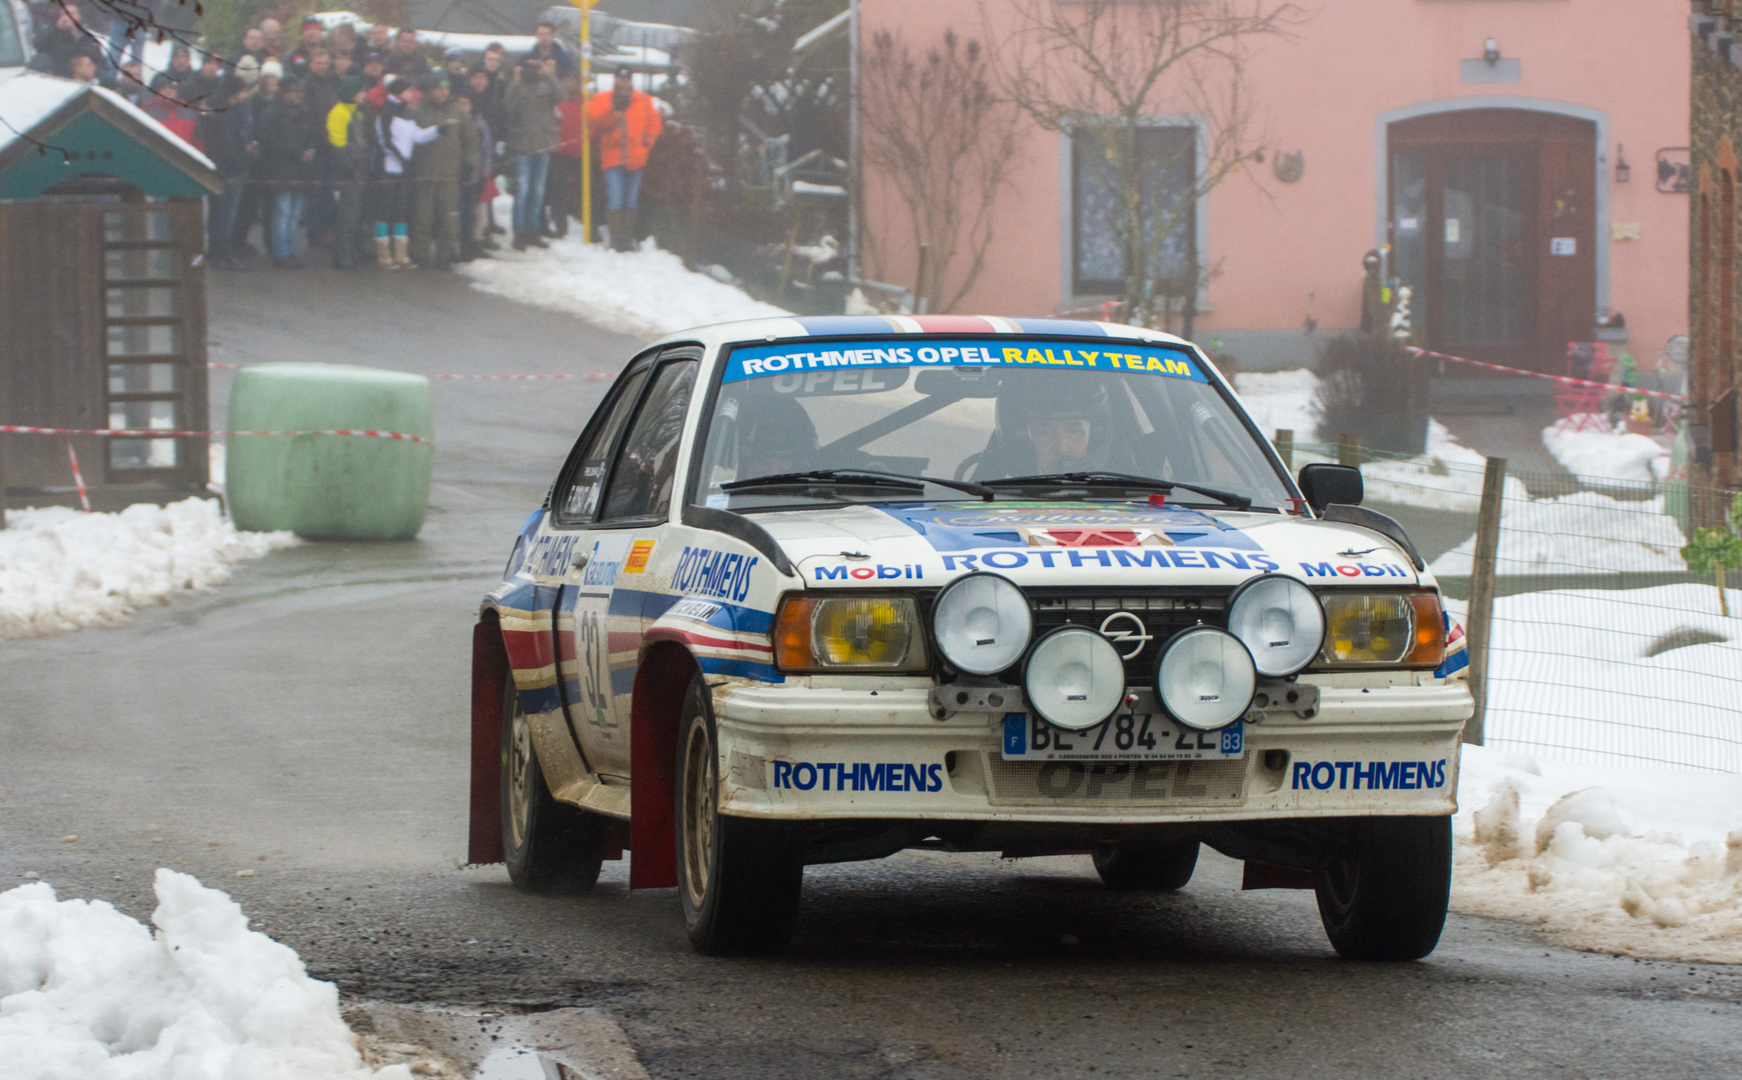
top-left (1483, 38), bottom-right (1501, 64)
top-left (1616, 144), bottom-right (1630, 183)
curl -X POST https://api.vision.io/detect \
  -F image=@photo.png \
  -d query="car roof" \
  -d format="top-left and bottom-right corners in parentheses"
top-left (649, 314), bottom-right (1197, 352)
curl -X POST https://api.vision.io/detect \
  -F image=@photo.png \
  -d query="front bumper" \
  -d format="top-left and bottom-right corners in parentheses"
top-left (713, 676), bottom-right (1472, 825)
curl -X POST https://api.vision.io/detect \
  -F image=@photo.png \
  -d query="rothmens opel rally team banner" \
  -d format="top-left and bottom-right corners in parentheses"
top-left (722, 339), bottom-right (1208, 384)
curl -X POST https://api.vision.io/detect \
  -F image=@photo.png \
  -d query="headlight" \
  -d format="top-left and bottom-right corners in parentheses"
top-left (1317, 591), bottom-right (1446, 667)
top-left (774, 595), bottom-right (928, 671)
top-left (1226, 573), bottom-right (1324, 677)
top-left (1155, 626), bottom-right (1256, 731)
top-left (931, 573), bottom-right (1032, 675)
top-left (1023, 626), bottom-right (1125, 730)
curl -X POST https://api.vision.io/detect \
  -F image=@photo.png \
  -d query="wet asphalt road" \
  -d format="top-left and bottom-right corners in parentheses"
top-left (2, 267), bottom-right (1739, 1079)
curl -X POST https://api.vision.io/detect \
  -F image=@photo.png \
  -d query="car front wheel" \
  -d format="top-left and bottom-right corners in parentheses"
top-left (1313, 815), bottom-right (1452, 961)
top-left (501, 676), bottom-right (607, 893)
top-left (675, 675), bottom-right (804, 955)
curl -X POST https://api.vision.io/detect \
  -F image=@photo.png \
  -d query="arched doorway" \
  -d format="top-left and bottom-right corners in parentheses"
top-left (1386, 108), bottom-right (1599, 373)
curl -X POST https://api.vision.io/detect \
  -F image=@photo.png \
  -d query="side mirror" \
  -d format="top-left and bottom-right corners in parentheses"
top-left (1297, 463), bottom-right (1363, 512)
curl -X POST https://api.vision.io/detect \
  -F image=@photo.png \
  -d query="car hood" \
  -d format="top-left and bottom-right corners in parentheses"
top-left (752, 501), bottom-right (1427, 590)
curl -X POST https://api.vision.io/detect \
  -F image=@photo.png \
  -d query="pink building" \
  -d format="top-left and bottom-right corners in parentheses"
top-left (857, 0), bottom-right (1689, 374)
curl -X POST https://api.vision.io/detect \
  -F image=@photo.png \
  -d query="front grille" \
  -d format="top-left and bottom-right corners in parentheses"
top-left (1024, 587), bottom-right (1233, 685)
top-left (983, 753), bottom-right (1248, 807)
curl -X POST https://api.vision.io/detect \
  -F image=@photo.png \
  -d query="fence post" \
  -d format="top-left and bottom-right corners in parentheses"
top-left (1465, 455), bottom-right (1507, 746)
top-left (1336, 432), bottom-right (1363, 467)
top-left (1274, 428), bottom-right (1293, 469)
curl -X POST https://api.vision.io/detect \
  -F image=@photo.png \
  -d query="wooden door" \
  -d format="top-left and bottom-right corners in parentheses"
top-left (1389, 109), bottom-right (1597, 374)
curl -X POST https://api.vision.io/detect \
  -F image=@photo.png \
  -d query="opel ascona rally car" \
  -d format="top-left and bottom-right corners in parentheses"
top-left (469, 315), bottom-right (1473, 960)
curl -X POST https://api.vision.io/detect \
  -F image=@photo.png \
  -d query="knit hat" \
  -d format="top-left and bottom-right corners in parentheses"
top-left (235, 54), bottom-right (261, 83)
top-left (260, 59), bottom-right (283, 79)
top-left (336, 74), bottom-right (361, 98)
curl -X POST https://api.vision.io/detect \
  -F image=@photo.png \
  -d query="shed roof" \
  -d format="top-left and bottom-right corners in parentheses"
top-left (0, 71), bottom-right (219, 199)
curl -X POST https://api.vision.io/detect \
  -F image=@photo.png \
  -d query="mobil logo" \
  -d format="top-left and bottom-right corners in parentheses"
top-left (813, 563), bottom-right (925, 581)
top-left (1299, 560), bottom-right (1411, 579)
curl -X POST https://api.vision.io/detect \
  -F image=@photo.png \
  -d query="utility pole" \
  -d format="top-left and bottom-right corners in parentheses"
top-left (573, 0), bottom-right (599, 243)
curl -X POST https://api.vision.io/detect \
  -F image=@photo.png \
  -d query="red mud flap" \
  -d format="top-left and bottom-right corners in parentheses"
top-left (468, 621), bottom-right (507, 865)
top-left (628, 665), bottom-right (685, 889)
top-left (1241, 861), bottom-right (1316, 890)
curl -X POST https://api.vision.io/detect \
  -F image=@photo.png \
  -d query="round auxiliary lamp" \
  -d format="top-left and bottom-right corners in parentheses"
top-left (1023, 625), bottom-right (1126, 731)
top-left (930, 572), bottom-right (1032, 676)
top-left (1224, 573), bottom-right (1326, 678)
top-left (1153, 626), bottom-right (1258, 731)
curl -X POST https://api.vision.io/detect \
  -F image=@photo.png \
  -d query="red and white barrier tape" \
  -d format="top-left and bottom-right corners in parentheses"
top-left (206, 362), bottom-right (617, 381)
top-left (64, 435), bottom-right (91, 513)
top-left (2, 425), bottom-right (430, 443)
top-left (1405, 345), bottom-right (1688, 404)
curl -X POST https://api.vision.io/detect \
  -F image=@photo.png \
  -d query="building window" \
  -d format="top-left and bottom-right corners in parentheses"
top-left (1070, 125), bottom-right (1197, 297)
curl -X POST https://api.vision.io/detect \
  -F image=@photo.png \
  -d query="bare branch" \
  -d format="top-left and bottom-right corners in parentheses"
top-left (860, 27), bottom-right (1023, 312)
top-left (982, 0), bottom-right (1303, 325)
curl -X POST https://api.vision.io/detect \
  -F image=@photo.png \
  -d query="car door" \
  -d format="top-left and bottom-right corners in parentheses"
top-left (560, 347), bottom-right (701, 780)
top-left (543, 354), bottom-right (655, 778)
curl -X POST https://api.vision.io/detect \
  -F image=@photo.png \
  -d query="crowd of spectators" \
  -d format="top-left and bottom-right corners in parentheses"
top-left (27, 7), bottom-right (664, 269)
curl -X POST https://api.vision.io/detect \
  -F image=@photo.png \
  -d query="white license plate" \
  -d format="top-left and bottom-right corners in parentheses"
top-left (1000, 712), bottom-right (1243, 762)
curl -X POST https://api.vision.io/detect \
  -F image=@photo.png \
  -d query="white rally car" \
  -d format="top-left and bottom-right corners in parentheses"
top-left (469, 315), bottom-right (1472, 960)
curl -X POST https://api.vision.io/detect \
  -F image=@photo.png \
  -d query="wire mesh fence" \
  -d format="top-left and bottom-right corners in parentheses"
top-left (1283, 438), bottom-right (1742, 773)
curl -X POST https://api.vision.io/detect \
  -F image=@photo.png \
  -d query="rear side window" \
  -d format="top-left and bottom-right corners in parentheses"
top-left (555, 367), bottom-right (649, 526)
top-left (602, 360), bottom-right (698, 522)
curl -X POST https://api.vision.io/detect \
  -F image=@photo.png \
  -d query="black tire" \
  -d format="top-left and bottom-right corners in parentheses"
top-left (675, 675), bottom-right (804, 956)
top-left (1092, 841), bottom-right (1200, 891)
top-left (1313, 815), bottom-right (1452, 961)
top-left (501, 676), bottom-right (607, 893)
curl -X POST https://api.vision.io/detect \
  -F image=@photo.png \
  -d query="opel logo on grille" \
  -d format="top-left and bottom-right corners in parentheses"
top-left (1098, 611), bottom-right (1152, 659)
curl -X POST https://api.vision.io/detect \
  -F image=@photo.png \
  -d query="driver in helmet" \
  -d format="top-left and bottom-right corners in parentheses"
top-left (988, 375), bottom-right (1113, 476)
top-left (713, 389), bottom-right (819, 487)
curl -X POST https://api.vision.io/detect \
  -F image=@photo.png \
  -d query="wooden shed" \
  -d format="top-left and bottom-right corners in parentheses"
top-left (0, 71), bottom-right (220, 513)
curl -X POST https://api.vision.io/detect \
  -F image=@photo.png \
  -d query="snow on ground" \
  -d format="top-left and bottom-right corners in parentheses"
top-left (1445, 586), bottom-right (1742, 773)
top-left (457, 208), bottom-right (789, 340)
top-left (1429, 490), bottom-right (1689, 577)
top-left (1231, 370), bottom-right (1528, 510)
top-left (1453, 744), bottom-right (1742, 963)
top-left (1231, 369), bottom-right (1319, 441)
top-left (0, 870), bottom-right (409, 1080)
top-left (1542, 415), bottom-right (1672, 484)
top-left (0, 498), bottom-right (295, 640)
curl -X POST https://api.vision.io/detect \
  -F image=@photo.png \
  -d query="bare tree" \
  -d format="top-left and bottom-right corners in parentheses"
top-left (859, 27), bottom-right (1021, 313)
top-left (987, 0), bottom-right (1301, 331)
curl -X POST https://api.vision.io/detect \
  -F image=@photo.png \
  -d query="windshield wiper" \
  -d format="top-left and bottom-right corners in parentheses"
top-left (981, 471), bottom-right (1252, 510)
top-left (722, 469), bottom-right (995, 501)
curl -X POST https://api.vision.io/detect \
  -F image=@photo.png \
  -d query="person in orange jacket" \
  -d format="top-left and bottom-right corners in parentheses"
top-left (585, 65), bottom-right (663, 251)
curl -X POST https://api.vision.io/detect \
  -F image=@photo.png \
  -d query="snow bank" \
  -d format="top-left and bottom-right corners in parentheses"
top-left (1231, 369), bottom-right (1319, 441)
top-left (1229, 371), bottom-right (1529, 511)
top-left (0, 498), bottom-right (295, 639)
top-left (0, 870), bottom-right (409, 1080)
top-left (1429, 490), bottom-right (1688, 577)
top-left (1445, 586), bottom-right (1742, 773)
top-left (1542, 416), bottom-right (1671, 484)
top-left (1453, 744), bottom-right (1742, 963)
top-left (457, 225), bottom-right (789, 340)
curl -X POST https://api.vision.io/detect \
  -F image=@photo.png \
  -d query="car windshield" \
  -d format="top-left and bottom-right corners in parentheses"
top-left (692, 337), bottom-right (1292, 511)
